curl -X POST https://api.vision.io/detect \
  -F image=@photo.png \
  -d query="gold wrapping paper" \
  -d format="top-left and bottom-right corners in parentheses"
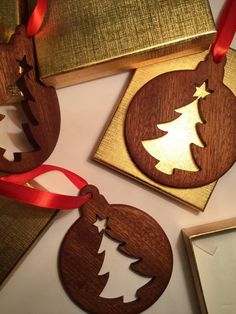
top-left (0, 199), bottom-right (57, 286)
top-left (0, 0), bottom-right (27, 43)
top-left (31, 0), bottom-right (216, 88)
top-left (93, 49), bottom-right (236, 211)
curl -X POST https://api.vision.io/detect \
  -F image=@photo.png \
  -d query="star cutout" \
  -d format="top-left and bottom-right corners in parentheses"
top-left (17, 56), bottom-right (33, 75)
top-left (93, 217), bottom-right (107, 233)
top-left (193, 82), bottom-right (213, 99)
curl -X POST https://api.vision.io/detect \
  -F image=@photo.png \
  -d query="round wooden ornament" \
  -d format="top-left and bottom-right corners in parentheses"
top-left (0, 25), bottom-right (60, 173)
top-left (125, 53), bottom-right (236, 188)
top-left (59, 185), bottom-right (173, 314)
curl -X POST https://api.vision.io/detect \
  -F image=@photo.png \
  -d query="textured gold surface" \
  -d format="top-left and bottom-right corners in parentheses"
top-left (94, 49), bottom-right (236, 211)
top-left (0, 198), bottom-right (57, 286)
top-left (32, 0), bottom-right (216, 88)
top-left (0, 0), bottom-right (27, 43)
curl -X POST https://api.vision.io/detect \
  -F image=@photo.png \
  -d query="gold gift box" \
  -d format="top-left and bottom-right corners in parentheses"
top-left (0, 0), bottom-right (27, 43)
top-left (182, 218), bottom-right (236, 314)
top-left (31, 0), bottom-right (216, 88)
top-left (0, 197), bottom-right (57, 286)
top-left (93, 49), bottom-right (236, 211)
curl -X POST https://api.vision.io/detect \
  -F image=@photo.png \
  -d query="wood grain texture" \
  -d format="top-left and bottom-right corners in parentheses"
top-left (59, 185), bottom-right (173, 314)
top-left (0, 25), bottom-right (60, 173)
top-left (125, 53), bottom-right (236, 188)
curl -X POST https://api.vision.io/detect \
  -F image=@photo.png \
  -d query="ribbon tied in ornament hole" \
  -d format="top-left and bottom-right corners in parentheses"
top-left (59, 185), bottom-right (173, 314)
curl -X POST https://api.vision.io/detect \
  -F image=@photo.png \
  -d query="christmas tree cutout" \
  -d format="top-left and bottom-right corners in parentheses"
top-left (94, 217), bottom-right (152, 303)
top-left (142, 82), bottom-right (212, 175)
top-left (0, 58), bottom-right (34, 161)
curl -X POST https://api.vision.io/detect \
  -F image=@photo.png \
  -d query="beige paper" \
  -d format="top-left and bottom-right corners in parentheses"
top-left (192, 230), bottom-right (236, 314)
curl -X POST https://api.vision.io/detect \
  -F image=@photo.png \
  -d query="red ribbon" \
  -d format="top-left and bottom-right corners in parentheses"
top-left (212, 0), bottom-right (236, 62)
top-left (26, 0), bottom-right (48, 37)
top-left (0, 165), bottom-right (91, 210)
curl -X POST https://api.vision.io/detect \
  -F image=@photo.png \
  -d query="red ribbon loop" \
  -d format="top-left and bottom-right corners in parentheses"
top-left (26, 0), bottom-right (48, 37)
top-left (212, 0), bottom-right (236, 62)
top-left (0, 165), bottom-right (91, 210)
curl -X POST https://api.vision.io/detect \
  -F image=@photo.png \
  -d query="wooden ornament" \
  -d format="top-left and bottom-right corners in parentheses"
top-left (125, 53), bottom-right (236, 188)
top-left (59, 185), bottom-right (173, 314)
top-left (0, 25), bottom-right (60, 173)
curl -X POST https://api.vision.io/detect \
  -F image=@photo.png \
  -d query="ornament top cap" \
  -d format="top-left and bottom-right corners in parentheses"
top-left (196, 52), bottom-right (226, 86)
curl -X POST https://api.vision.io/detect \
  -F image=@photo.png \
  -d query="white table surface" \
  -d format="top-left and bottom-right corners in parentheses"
top-left (0, 1), bottom-right (235, 313)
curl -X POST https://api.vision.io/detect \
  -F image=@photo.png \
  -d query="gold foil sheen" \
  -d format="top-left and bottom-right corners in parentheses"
top-left (32, 0), bottom-right (216, 88)
top-left (0, 198), bottom-right (57, 286)
top-left (0, 0), bottom-right (27, 43)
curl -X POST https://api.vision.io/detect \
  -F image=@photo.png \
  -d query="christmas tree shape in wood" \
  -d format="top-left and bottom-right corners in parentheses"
top-left (0, 83), bottom-right (33, 161)
top-left (0, 57), bottom-right (35, 162)
top-left (142, 82), bottom-right (211, 175)
top-left (0, 25), bottom-right (60, 173)
top-left (94, 217), bottom-right (152, 303)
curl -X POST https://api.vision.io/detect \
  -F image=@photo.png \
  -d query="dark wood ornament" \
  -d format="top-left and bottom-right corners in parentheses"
top-left (0, 25), bottom-right (60, 173)
top-left (125, 53), bottom-right (236, 188)
top-left (59, 185), bottom-right (173, 314)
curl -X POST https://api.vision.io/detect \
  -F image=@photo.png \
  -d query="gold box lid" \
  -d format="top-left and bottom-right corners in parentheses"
top-left (0, 0), bottom-right (27, 43)
top-left (32, 0), bottom-right (216, 88)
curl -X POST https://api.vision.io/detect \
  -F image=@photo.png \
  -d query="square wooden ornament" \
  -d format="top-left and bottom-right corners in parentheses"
top-left (94, 49), bottom-right (236, 211)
